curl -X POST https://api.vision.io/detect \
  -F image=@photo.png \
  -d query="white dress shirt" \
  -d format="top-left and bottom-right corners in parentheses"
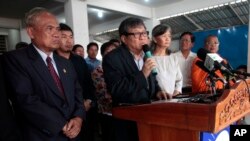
top-left (173, 51), bottom-right (196, 87)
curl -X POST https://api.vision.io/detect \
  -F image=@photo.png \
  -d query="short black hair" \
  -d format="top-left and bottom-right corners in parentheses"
top-left (109, 39), bottom-right (120, 44)
top-left (118, 17), bottom-right (146, 37)
top-left (180, 31), bottom-right (195, 43)
top-left (72, 44), bottom-right (83, 52)
top-left (87, 42), bottom-right (99, 51)
top-left (236, 65), bottom-right (247, 71)
top-left (15, 42), bottom-right (29, 50)
top-left (101, 42), bottom-right (114, 56)
top-left (59, 23), bottom-right (73, 35)
top-left (152, 24), bottom-right (171, 38)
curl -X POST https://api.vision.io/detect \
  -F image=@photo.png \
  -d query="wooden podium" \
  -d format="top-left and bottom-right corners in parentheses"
top-left (112, 80), bottom-right (250, 141)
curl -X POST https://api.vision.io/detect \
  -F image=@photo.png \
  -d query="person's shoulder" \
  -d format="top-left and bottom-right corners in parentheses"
top-left (170, 53), bottom-right (180, 63)
top-left (70, 53), bottom-right (85, 61)
top-left (173, 50), bottom-right (181, 54)
top-left (105, 46), bottom-right (123, 58)
top-left (4, 46), bottom-right (29, 59)
top-left (190, 51), bottom-right (197, 57)
top-left (54, 53), bottom-right (71, 63)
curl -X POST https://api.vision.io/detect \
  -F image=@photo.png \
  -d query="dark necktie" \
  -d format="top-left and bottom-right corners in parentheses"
top-left (46, 56), bottom-right (65, 99)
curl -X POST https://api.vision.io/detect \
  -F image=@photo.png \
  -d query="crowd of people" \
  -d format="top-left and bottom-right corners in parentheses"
top-left (0, 7), bottom-right (248, 141)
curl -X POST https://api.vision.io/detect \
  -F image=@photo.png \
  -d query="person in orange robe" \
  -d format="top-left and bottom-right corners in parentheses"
top-left (192, 35), bottom-right (225, 94)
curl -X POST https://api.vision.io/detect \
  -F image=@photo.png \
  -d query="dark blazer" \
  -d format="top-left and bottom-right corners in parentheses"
top-left (3, 45), bottom-right (85, 141)
top-left (69, 53), bottom-right (97, 141)
top-left (102, 45), bottom-right (160, 141)
top-left (0, 55), bottom-right (22, 141)
top-left (69, 53), bottom-right (95, 101)
top-left (103, 45), bottom-right (159, 106)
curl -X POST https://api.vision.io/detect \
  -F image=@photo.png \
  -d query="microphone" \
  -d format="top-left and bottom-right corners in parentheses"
top-left (142, 44), bottom-right (157, 75)
top-left (196, 61), bottom-right (220, 78)
top-left (196, 60), bottom-right (227, 84)
top-left (197, 48), bottom-right (234, 76)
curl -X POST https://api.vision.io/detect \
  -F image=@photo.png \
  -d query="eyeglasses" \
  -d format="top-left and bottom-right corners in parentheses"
top-left (125, 31), bottom-right (149, 39)
top-left (206, 42), bottom-right (220, 46)
top-left (180, 39), bottom-right (191, 43)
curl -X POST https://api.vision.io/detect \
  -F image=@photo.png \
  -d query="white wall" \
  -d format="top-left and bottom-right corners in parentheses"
top-left (8, 29), bottom-right (20, 51)
top-left (0, 28), bottom-right (20, 51)
top-left (170, 40), bottom-right (180, 53)
top-left (0, 17), bottom-right (20, 29)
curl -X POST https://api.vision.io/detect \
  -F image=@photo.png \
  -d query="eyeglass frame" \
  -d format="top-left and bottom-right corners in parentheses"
top-left (180, 39), bottom-right (192, 43)
top-left (124, 31), bottom-right (149, 39)
top-left (206, 42), bottom-right (220, 46)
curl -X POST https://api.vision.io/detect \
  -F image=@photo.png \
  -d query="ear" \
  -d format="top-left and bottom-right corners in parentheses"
top-left (26, 27), bottom-right (34, 39)
top-left (120, 35), bottom-right (126, 44)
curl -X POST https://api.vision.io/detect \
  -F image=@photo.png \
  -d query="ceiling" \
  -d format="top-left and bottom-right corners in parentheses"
top-left (0, 0), bottom-right (248, 43)
top-left (127, 0), bottom-right (182, 8)
top-left (95, 0), bottom-right (249, 42)
top-left (160, 0), bottom-right (249, 39)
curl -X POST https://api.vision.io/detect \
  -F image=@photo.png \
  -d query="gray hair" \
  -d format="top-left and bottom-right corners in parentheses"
top-left (24, 7), bottom-right (50, 27)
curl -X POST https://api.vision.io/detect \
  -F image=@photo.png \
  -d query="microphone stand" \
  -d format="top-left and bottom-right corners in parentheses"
top-left (206, 73), bottom-right (217, 98)
top-left (206, 71), bottom-right (227, 102)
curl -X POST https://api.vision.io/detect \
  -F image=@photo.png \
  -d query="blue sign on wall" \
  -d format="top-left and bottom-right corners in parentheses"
top-left (192, 25), bottom-right (248, 69)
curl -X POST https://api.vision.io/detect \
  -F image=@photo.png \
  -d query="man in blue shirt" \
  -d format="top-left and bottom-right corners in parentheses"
top-left (85, 42), bottom-right (101, 72)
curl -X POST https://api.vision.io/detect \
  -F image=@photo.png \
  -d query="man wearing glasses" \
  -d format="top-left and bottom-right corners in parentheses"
top-left (191, 35), bottom-right (225, 93)
top-left (102, 17), bottom-right (164, 141)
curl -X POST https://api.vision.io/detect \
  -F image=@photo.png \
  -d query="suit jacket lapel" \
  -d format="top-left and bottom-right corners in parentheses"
top-left (28, 45), bottom-right (65, 100)
top-left (121, 46), bottom-right (139, 72)
top-left (121, 46), bottom-right (156, 97)
top-left (53, 55), bottom-right (71, 102)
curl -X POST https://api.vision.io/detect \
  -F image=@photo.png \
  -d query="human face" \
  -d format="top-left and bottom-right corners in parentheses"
top-left (154, 30), bottom-right (171, 49)
top-left (87, 45), bottom-right (98, 59)
top-left (59, 30), bottom-right (74, 53)
top-left (74, 47), bottom-right (84, 58)
top-left (121, 25), bottom-right (149, 54)
top-left (27, 12), bottom-right (60, 54)
top-left (180, 34), bottom-right (193, 51)
top-left (205, 36), bottom-right (219, 53)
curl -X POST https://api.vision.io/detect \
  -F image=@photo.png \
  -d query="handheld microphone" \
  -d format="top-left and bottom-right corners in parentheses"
top-left (142, 44), bottom-right (157, 75)
top-left (197, 48), bottom-right (234, 76)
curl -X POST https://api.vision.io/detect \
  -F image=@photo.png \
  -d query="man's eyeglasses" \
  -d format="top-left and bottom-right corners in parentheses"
top-left (180, 39), bottom-right (191, 43)
top-left (125, 31), bottom-right (149, 39)
top-left (206, 42), bottom-right (220, 46)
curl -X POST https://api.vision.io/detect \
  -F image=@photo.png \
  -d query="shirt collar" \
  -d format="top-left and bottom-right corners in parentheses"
top-left (130, 50), bottom-right (145, 60)
top-left (33, 44), bottom-right (55, 64)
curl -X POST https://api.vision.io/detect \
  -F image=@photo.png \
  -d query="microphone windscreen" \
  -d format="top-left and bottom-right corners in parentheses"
top-left (197, 48), bottom-right (210, 61)
top-left (196, 61), bottom-right (210, 73)
top-left (142, 44), bottom-right (150, 53)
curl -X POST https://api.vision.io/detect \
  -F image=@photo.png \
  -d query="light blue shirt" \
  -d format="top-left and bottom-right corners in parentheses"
top-left (85, 57), bottom-right (101, 72)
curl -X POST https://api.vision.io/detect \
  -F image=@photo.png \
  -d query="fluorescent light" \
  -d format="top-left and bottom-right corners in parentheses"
top-left (95, 28), bottom-right (118, 35)
top-left (157, 0), bottom-right (246, 21)
top-left (98, 11), bottom-right (103, 18)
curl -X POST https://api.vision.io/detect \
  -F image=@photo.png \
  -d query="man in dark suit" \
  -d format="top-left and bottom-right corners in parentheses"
top-left (102, 17), bottom-right (165, 141)
top-left (56, 23), bottom-right (97, 141)
top-left (0, 55), bottom-right (22, 141)
top-left (3, 7), bottom-right (85, 141)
